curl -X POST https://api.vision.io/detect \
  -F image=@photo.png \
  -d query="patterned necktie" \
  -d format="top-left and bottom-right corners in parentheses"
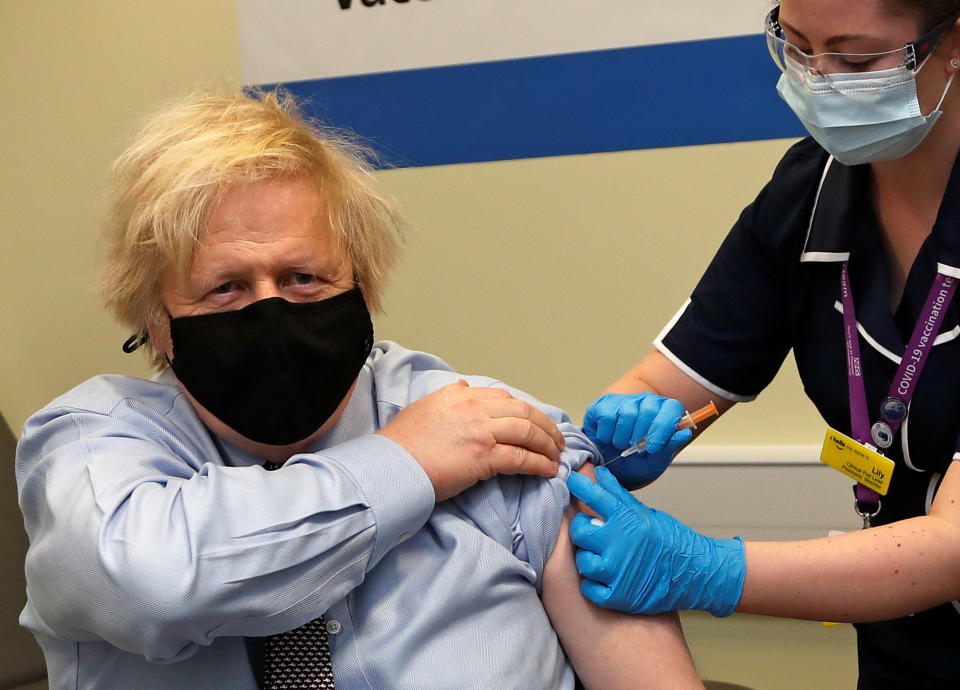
top-left (261, 460), bottom-right (336, 689)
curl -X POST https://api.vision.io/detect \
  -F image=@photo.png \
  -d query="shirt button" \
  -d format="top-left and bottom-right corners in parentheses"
top-left (326, 619), bottom-right (342, 635)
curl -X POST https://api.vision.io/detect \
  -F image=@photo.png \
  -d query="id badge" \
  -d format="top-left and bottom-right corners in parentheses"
top-left (819, 428), bottom-right (894, 496)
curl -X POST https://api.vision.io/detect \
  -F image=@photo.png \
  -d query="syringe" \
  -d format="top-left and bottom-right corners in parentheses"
top-left (613, 401), bottom-right (719, 460)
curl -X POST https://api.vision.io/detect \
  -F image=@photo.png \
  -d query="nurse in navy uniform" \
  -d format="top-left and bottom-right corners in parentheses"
top-left (565, 1), bottom-right (960, 688)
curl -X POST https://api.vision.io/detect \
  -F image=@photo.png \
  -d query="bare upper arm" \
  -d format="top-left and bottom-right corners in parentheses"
top-left (931, 460), bottom-right (960, 526)
top-left (540, 464), bottom-right (704, 689)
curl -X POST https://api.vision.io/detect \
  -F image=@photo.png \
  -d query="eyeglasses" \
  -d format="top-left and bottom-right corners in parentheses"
top-left (766, 4), bottom-right (960, 80)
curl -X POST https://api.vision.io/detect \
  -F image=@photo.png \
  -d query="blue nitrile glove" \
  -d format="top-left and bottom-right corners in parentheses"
top-left (582, 393), bottom-right (692, 488)
top-left (567, 466), bottom-right (745, 618)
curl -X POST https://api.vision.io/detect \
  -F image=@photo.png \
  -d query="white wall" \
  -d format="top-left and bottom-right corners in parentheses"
top-left (1, 2), bottom-right (241, 432)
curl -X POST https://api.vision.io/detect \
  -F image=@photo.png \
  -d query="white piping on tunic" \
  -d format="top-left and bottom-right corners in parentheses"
top-left (653, 300), bottom-right (756, 403)
top-left (951, 459), bottom-right (960, 616)
top-left (832, 301), bottom-right (902, 364)
top-left (832, 302), bottom-right (960, 363)
top-left (901, 400), bottom-right (922, 473)
top-left (801, 251), bottom-right (850, 262)
top-left (799, 156), bottom-right (835, 263)
top-left (654, 299), bottom-right (692, 345)
top-left (924, 472), bottom-right (942, 514)
top-left (937, 262), bottom-right (960, 279)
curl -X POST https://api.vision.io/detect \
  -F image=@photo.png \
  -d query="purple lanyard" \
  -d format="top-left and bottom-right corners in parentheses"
top-left (840, 263), bottom-right (957, 505)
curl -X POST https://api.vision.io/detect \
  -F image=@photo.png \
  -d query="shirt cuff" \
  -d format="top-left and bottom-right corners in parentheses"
top-left (314, 434), bottom-right (435, 569)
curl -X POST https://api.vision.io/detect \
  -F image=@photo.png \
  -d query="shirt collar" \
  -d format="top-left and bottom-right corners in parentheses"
top-left (799, 156), bottom-right (858, 263)
top-left (310, 365), bottom-right (377, 451)
top-left (800, 154), bottom-right (960, 273)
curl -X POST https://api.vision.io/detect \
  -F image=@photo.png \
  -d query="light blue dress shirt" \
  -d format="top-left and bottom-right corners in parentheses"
top-left (16, 341), bottom-right (598, 689)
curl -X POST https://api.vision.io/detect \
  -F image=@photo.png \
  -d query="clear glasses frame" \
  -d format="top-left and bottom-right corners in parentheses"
top-left (765, 5), bottom-right (960, 77)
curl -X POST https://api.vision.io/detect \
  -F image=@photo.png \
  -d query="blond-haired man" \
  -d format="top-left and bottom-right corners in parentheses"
top-left (16, 89), bottom-right (701, 689)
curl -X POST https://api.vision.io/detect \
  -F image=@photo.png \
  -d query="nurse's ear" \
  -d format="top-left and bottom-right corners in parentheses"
top-left (942, 17), bottom-right (960, 73)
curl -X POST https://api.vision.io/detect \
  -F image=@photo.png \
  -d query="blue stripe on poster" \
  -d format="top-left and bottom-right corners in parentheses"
top-left (262, 34), bottom-right (806, 168)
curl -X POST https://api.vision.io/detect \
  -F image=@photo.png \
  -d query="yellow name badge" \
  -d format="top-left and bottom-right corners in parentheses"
top-left (819, 428), bottom-right (894, 496)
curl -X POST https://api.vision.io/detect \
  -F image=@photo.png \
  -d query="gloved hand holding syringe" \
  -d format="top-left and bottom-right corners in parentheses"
top-left (588, 401), bottom-right (720, 525)
top-left (599, 400), bottom-right (718, 466)
top-left (583, 393), bottom-right (719, 488)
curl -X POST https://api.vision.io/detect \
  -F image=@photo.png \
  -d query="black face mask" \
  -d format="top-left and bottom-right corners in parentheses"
top-left (168, 289), bottom-right (373, 446)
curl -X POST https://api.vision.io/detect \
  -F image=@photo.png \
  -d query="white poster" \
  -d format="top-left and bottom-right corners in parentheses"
top-left (237, 0), bottom-right (771, 84)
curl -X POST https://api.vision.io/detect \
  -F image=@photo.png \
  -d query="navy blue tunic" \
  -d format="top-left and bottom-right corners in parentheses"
top-left (659, 138), bottom-right (960, 689)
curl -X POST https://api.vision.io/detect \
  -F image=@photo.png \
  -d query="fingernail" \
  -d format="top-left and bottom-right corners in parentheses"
top-left (590, 517), bottom-right (605, 527)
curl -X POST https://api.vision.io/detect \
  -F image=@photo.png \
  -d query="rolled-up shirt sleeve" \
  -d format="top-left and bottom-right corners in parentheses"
top-left (454, 376), bottom-right (600, 584)
top-left (16, 396), bottom-right (434, 663)
top-left (512, 422), bottom-right (597, 584)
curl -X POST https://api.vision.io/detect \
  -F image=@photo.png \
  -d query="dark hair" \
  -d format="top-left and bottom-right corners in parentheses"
top-left (884, 0), bottom-right (960, 29)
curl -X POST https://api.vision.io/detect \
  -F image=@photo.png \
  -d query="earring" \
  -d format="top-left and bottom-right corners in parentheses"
top-left (951, 57), bottom-right (960, 70)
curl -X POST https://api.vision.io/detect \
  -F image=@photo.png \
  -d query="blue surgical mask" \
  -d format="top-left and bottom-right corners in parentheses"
top-left (777, 55), bottom-right (955, 166)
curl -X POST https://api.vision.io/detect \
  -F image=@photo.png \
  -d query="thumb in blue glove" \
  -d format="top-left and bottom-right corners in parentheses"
top-left (582, 393), bottom-right (692, 488)
top-left (566, 466), bottom-right (745, 618)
